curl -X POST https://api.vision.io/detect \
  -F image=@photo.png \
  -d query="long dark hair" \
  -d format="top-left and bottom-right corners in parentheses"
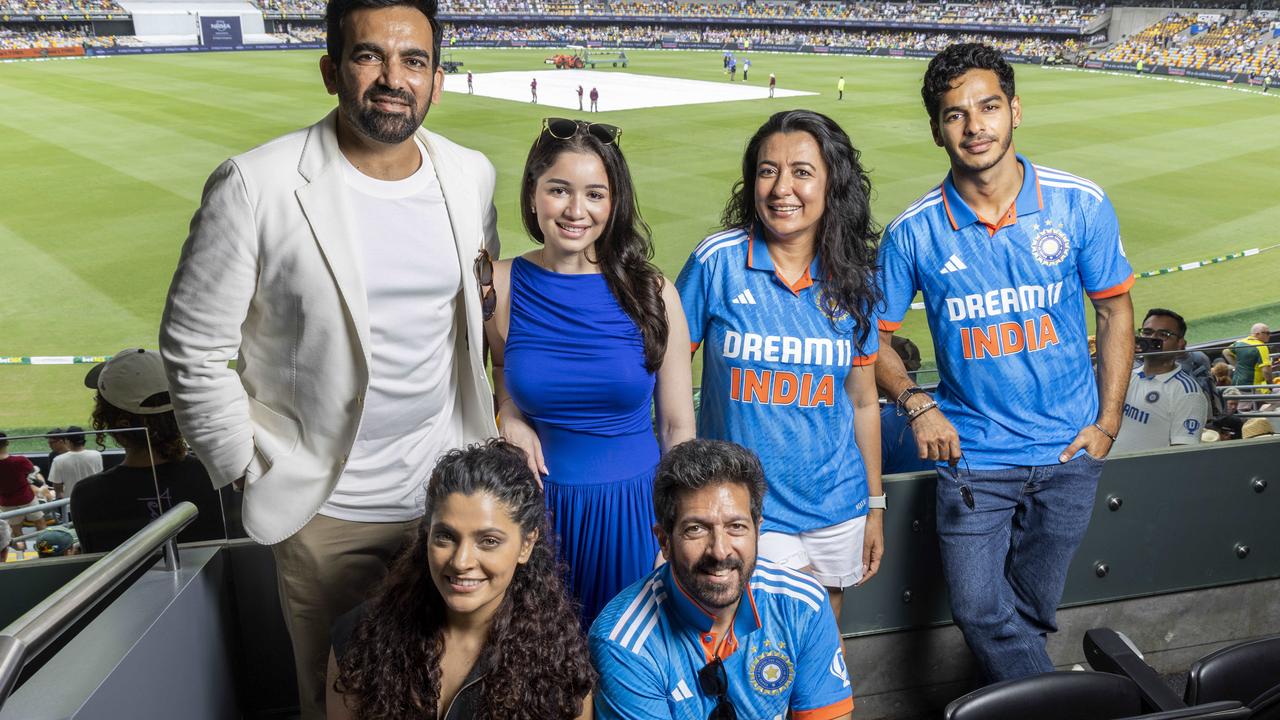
top-left (721, 109), bottom-right (882, 348)
top-left (520, 127), bottom-right (669, 372)
top-left (90, 395), bottom-right (188, 462)
top-left (334, 440), bottom-right (595, 719)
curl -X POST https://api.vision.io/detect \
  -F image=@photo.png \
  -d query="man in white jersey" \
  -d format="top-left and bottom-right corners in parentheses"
top-left (48, 426), bottom-right (102, 501)
top-left (159, 0), bottom-right (498, 714)
top-left (1112, 308), bottom-right (1208, 453)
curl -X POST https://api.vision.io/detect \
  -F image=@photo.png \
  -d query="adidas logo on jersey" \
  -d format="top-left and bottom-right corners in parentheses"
top-left (940, 254), bottom-right (968, 274)
top-left (731, 289), bottom-right (757, 305)
top-left (670, 679), bottom-right (694, 702)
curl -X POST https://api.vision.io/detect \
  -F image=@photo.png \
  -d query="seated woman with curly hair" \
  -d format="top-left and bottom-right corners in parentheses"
top-left (326, 440), bottom-right (595, 719)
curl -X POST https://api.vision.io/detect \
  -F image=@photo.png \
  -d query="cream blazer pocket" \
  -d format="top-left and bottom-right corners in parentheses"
top-left (245, 397), bottom-right (301, 485)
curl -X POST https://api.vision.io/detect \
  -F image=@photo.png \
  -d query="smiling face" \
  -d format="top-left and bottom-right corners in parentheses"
top-left (753, 131), bottom-right (828, 248)
top-left (321, 6), bottom-right (443, 145)
top-left (533, 150), bottom-right (612, 256)
top-left (931, 68), bottom-right (1021, 176)
top-left (427, 491), bottom-right (536, 622)
top-left (658, 482), bottom-right (758, 612)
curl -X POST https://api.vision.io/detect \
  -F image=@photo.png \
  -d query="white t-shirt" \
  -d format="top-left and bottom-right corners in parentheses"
top-left (320, 139), bottom-right (463, 522)
top-left (49, 449), bottom-right (103, 497)
top-left (1113, 367), bottom-right (1209, 454)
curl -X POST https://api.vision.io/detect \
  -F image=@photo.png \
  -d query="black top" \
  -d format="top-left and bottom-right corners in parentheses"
top-left (331, 601), bottom-right (489, 720)
top-left (69, 455), bottom-right (229, 553)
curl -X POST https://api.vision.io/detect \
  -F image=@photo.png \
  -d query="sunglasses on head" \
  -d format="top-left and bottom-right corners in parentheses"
top-left (541, 117), bottom-right (622, 146)
top-left (698, 656), bottom-right (737, 720)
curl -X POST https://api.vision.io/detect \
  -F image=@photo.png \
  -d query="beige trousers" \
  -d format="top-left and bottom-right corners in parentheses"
top-left (271, 513), bottom-right (417, 719)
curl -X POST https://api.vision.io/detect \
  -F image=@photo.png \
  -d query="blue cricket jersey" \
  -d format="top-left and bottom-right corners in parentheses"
top-left (877, 156), bottom-right (1133, 469)
top-left (590, 560), bottom-right (855, 720)
top-left (677, 227), bottom-right (879, 534)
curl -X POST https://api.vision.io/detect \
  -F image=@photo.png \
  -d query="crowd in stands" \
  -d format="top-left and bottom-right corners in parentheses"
top-left (442, 20), bottom-right (1084, 55)
top-left (1101, 11), bottom-right (1280, 76)
top-left (0, 24), bottom-right (124, 48)
top-left (252, 0), bottom-right (1102, 28)
top-left (0, 0), bottom-right (123, 15)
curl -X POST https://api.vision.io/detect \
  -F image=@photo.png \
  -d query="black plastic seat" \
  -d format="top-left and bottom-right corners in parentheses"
top-left (944, 671), bottom-right (1252, 720)
top-left (944, 671), bottom-right (1146, 720)
top-left (1187, 634), bottom-right (1280, 720)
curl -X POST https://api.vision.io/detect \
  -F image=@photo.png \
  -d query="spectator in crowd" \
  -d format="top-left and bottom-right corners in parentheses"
top-left (49, 425), bottom-right (103, 500)
top-left (71, 349), bottom-right (228, 553)
top-left (1224, 322), bottom-right (1272, 390)
top-left (1112, 309), bottom-right (1208, 453)
top-left (678, 110), bottom-right (885, 622)
top-left (158, 0), bottom-right (500, 712)
top-left (1210, 360), bottom-right (1232, 388)
top-left (484, 117), bottom-right (694, 625)
top-left (1242, 417), bottom-right (1275, 439)
top-left (36, 528), bottom-right (76, 558)
top-left (591, 439), bottom-right (853, 719)
top-left (876, 43), bottom-right (1134, 683)
top-left (0, 432), bottom-right (49, 541)
top-left (46, 428), bottom-right (67, 459)
top-left (327, 440), bottom-right (594, 719)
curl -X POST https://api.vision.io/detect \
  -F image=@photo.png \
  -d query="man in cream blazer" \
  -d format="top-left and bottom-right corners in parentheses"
top-left (160, 0), bottom-right (497, 714)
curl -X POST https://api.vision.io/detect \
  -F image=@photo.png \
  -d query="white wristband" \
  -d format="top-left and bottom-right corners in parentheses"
top-left (867, 494), bottom-right (887, 510)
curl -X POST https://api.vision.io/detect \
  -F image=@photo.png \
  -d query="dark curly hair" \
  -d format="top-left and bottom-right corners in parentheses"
top-left (922, 43), bottom-right (1016, 121)
top-left (334, 439), bottom-right (595, 719)
top-left (326, 0), bottom-right (440, 69)
top-left (90, 395), bottom-right (188, 462)
top-left (521, 124), bottom-right (669, 372)
top-left (654, 439), bottom-right (766, 535)
top-left (721, 109), bottom-right (882, 348)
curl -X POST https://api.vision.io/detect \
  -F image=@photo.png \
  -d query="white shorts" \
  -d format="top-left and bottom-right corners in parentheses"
top-left (1, 500), bottom-right (44, 523)
top-left (759, 515), bottom-right (866, 589)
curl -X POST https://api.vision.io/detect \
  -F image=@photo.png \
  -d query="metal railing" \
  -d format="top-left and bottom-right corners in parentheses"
top-left (0, 501), bottom-right (198, 707)
top-left (0, 499), bottom-right (68, 523)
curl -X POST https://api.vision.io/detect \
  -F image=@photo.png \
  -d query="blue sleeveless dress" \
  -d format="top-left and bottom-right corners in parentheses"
top-left (505, 257), bottom-right (660, 625)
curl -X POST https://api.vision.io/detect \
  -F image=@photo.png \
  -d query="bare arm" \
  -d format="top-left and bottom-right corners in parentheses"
top-left (654, 280), bottom-right (696, 452)
top-left (1059, 292), bottom-right (1133, 462)
top-left (873, 329), bottom-right (961, 463)
top-left (483, 257), bottom-right (547, 477)
top-left (845, 364), bottom-right (883, 584)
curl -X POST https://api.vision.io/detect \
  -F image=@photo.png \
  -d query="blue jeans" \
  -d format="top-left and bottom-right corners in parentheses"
top-left (936, 453), bottom-right (1101, 682)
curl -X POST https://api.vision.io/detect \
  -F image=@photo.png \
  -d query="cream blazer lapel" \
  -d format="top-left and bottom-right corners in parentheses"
top-left (294, 111), bottom-right (372, 366)
top-left (422, 130), bottom-right (485, 369)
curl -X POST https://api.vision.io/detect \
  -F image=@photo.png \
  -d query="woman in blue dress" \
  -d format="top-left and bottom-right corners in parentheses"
top-left (483, 118), bottom-right (695, 624)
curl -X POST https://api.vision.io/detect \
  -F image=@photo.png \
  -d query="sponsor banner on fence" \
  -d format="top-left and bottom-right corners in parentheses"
top-left (0, 46), bottom-right (84, 59)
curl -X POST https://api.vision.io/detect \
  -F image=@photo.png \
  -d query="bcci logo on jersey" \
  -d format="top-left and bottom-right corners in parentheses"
top-left (749, 646), bottom-right (794, 696)
top-left (1030, 221), bottom-right (1071, 267)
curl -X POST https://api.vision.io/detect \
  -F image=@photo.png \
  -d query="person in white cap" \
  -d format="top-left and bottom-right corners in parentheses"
top-left (70, 348), bottom-right (231, 553)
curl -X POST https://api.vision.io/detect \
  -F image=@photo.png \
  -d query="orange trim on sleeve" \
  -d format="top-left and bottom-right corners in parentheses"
top-left (1086, 273), bottom-right (1135, 300)
top-left (691, 342), bottom-right (701, 353)
top-left (792, 695), bottom-right (855, 720)
top-left (877, 319), bottom-right (903, 332)
top-left (851, 351), bottom-right (879, 367)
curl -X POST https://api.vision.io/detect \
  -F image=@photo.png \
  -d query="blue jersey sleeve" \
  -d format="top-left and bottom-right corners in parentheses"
top-left (790, 600), bottom-right (855, 718)
top-left (853, 305), bottom-right (881, 366)
top-left (676, 250), bottom-right (710, 350)
top-left (591, 637), bottom-right (674, 720)
top-left (876, 226), bottom-right (917, 332)
top-left (1079, 193), bottom-right (1134, 299)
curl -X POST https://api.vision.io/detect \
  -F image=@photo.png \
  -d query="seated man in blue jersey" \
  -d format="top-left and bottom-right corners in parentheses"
top-left (590, 439), bottom-right (854, 720)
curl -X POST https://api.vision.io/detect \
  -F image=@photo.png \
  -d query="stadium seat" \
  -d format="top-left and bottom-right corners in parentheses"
top-left (943, 671), bottom-right (1146, 719)
top-left (1186, 634), bottom-right (1280, 719)
top-left (943, 671), bottom-right (1251, 720)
